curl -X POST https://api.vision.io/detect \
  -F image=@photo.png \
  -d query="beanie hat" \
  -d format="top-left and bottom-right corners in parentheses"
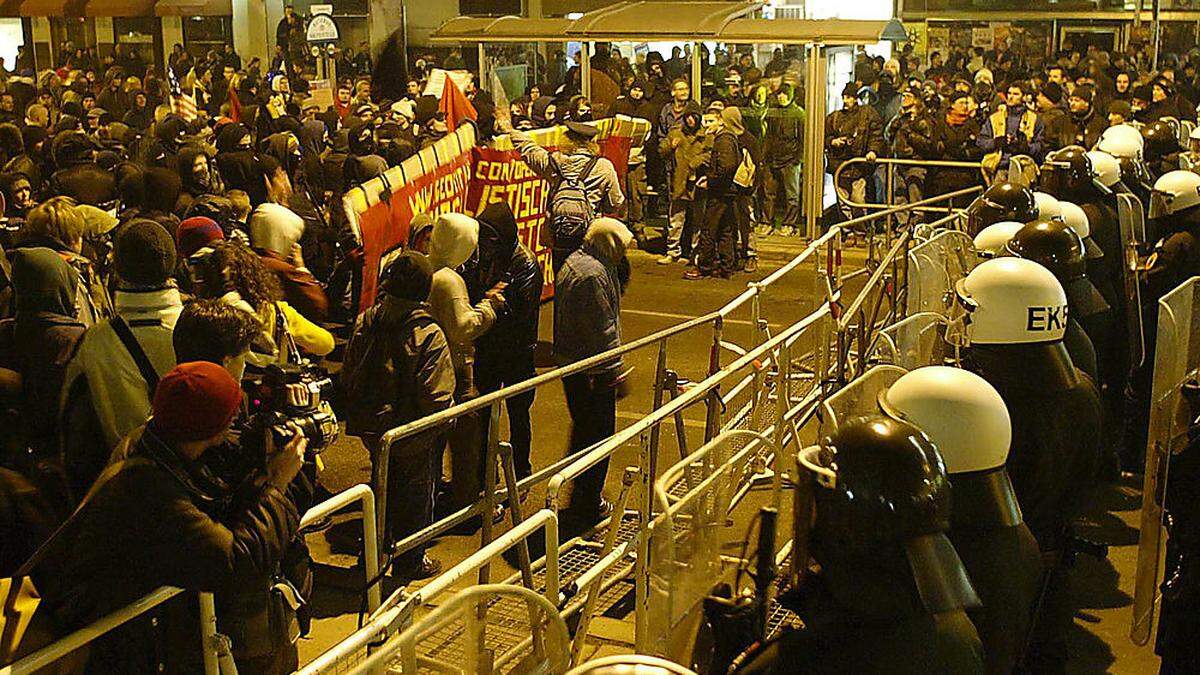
top-left (974, 68), bottom-right (994, 85)
top-left (248, 202), bottom-right (306, 257)
top-left (115, 219), bottom-right (177, 287)
top-left (414, 95), bottom-right (441, 126)
top-left (177, 216), bottom-right (225, 258)
top-left (1133, 83), bottom-right (1153, 102)
top-left (1071, 83), bottom-right (1095, 104)
top-left (1041, 82), bottom-right (1063, 103)
top-left (841, 82), bottom-right (858, 98)
top-left (151, 362), bottom-right (243, 442)
top-left (1107, 99), bottom-right (1132, 118)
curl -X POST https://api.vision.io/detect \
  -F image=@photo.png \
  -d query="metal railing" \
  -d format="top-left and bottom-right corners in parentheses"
top-left (304, 183), bottom-right (975, 672)
top-left (0, 483), bottom-right (382, 675)
top-left (833, 156), bottom-right (986, 214)
top-left (297, 509), bottom-right (561, 675)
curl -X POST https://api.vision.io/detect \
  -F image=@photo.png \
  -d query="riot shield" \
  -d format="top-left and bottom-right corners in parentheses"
top-left (1181, 120), bottom-right (1196, 148)
top-left (870, 312), bottom-right (953, 370)
top-left (1117, 193), bottom-right (1148, 372)
top-left (1131, 276), bottom-right (1200, 645)
top-left (817, 365), bottom-right (907, 440)
top-left (905, 229), bottom-right (978, 316)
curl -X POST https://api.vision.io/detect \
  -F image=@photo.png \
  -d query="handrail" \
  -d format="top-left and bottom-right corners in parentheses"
top-left (299, 483), bottom-right (382, 613)
top-left (1, 484), bottom-right (383, 675)
top-left (832, 156), bottom-right (985, 213)
top-left (545, 305), bottom-right (832, 506)
top-left (0, 588), bottom-right (216, 675)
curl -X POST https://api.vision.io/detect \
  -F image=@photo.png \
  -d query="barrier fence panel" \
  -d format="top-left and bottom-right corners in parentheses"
top-left (1132, 277), bottom-right (1200, 645)
top-left (645, 430), bottom-right (780, 662)
top-left (298, 510), bottom-right (561, 675)
top-left (354, 585), bottom-right (571, 675)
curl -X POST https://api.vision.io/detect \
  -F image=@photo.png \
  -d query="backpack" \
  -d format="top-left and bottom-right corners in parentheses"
top-left (337, 303), bottom-right (398, 438)
top-left (546, 155), bottom-right (600, 249)
top-left (733, 143), bottom-right (756, 192)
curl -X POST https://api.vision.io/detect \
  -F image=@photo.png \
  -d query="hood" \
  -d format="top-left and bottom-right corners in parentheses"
top-left (530, 96), bottom-right (553, 124)
top-left (10, 246), bottom-right (79, 317)
top-left (430, 213), bottom-right (479, 269)
top-left (721, 106), bottom-right (745, 136)
top-left (248, 202), bottom-right (305, 256)
top-left (215, 122), bottom-right (250, 153)
top-left (476, 200), bottom-right (519, 253)
top-left (299, 119), bottom-right (326, 156)
top-left (584, 217), bottom-right (632, 264)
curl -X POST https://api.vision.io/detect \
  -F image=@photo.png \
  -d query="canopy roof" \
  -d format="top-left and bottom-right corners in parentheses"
top-left (154, 0), bottom-right (232, 16)
top-left (431, 1), bottom-right (903, 45)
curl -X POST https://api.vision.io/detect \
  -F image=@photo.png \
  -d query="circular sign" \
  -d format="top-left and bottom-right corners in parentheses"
top-left (306, 14), bottom-right (339, 43)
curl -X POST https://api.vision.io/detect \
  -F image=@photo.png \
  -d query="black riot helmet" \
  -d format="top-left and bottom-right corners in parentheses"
top-left (1142, 120), bottom-right (1183, 164)
top-left (1040, 145), bottom-right (1105, 199)
top-left (966, 182), bottom-right (1038, 236)
top-left (1005, 218), bottom-right (1087, 281)
top-left (799, 415), bottom-right (979, 613)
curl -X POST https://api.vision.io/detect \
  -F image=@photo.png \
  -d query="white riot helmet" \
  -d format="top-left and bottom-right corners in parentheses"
top-left (1032, 191), bottom-right (1062, 220)
top-left (882, 366), bottom-right (1012, 474)
top-left (1085, 150), bottom-right (1122, 188)
top-left (953, 258), bottom-right (1069, 345)
top-left (973, 221), bottom-right (1024, 258)
top-left (1149, 170), bottom-right (1200, 220)
top-left (1058, 201), bottom-right (1090, 238)
top-left (1096, 123), bottom-right (1145, 160)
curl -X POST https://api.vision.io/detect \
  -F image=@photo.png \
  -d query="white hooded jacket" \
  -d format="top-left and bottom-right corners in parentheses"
top-left (427, 213), bottom-right (498, 379)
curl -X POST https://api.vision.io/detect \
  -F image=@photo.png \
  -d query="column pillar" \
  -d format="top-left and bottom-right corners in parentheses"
top-left (161, 16), bottom-right (183, 71)
top-left (368, 0), bottom-right (404, 56)
top-left (233, 0), bottom-right (269, 68)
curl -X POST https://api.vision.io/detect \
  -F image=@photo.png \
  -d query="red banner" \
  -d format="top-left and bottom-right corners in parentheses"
top-left (346, 116), bottom-right (652, 310)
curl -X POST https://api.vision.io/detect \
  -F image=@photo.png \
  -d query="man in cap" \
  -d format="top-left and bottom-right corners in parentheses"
top-left (35, 361), bottom-right (310, 673)
top-left (1035, 82), bottom-right (1072, 151)
top-left (826, 82), bottom-right (884, 224)
top-left (1067, 85), bottom-right (1106, 149)
top-left (60, 219), bottom-right (182, 501)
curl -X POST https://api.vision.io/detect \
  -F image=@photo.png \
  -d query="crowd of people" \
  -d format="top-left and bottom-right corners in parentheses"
top-left (0, 21), bottom-right (1199, 674)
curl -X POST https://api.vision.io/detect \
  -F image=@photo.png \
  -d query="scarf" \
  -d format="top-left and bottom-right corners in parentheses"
top-left (946, 108), bottom-right (971, 125)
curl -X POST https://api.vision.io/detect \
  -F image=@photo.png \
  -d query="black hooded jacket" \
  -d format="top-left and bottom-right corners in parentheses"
top-left (471, 200), bottom-right (543, 365)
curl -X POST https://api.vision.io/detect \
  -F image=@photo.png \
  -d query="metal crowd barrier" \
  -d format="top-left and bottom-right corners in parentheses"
top-left (303, 186), bottom-right (975, 672)
top-left (0, 483), bottom-right (382, 675)
top-left (296, 510), bottom-right (561, 675)
top-left (833, 156), bottom-right (986, 215)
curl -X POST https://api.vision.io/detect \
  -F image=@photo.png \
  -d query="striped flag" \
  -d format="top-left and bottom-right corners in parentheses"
top-left (168, 66), bottom-right (198, 122)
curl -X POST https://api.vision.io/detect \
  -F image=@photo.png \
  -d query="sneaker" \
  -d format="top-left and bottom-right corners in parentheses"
top-left (754, 223), bottom-right (773, 236)
top-left (683, 269), bottom-right (706, 280)
top-left (393, 555), bottom-right (443, 582)
top-left (743, 257), bottom-right (758, 273)
top-left (657, 254), bottom-right (679, 265)
top-left (777, 225), bottom-right (795, 237)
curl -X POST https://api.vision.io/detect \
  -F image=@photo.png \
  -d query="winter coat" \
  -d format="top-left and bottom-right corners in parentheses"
top-left (659, 122), bottom-right (709, 201)
top-left (1038, 107), bottom-right (1074, 151)
top-left (33, 431), bottom-right (306, 674)
top-left (886, 111), bottom-right (937, 160)
top-left (553, 222), bottom-right (626, 377)
top-left (825, 104), bottom-right (885, 180)
top-left (59, 287), bottom-right (182, 500)
top-left (932, 115), bottom-right (985, 195)
top-left (471, 201), bottom-right (543, 367)
top-left (764, 102), bottom-right (805, 168)
top-left (509, 128), bottom-right (626, 217)
top-left (427, 215), bottom-right (497, 383)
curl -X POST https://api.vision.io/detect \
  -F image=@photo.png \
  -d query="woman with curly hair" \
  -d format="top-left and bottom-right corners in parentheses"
top-left (192, 240), bottom-right (333, 368)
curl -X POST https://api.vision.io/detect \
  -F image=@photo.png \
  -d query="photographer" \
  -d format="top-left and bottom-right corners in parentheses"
top-left (33, 362), bottom-right (310, 674)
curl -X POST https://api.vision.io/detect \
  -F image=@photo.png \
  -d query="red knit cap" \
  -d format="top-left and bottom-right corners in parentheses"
top-left (151, 362), bottom-right (243, 442)
top-left (177, 216), bottom-right (225, 258)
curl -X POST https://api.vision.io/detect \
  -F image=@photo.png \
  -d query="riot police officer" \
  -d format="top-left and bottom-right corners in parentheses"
top-left (952, 258), bottom-right (1103, 674)
top-left (966, 181), bottom-right (1039, 236)
top-left (883, 366), bottom-right (1043, 675)
top-left (1142, 120), bottom-right (1183, 181)
top-left (973, 221), bottom-right (1024, 260)
top-left (1006, 218), bottom-right (1107, 382)
top-left (733, 416), bottom-right (985, 674)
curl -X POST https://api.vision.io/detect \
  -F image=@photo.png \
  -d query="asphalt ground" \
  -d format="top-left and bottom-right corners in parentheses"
top-left (295, 235), bottom-right (1161, 673)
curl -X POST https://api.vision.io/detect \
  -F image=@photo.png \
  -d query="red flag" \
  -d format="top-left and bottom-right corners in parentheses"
top-left (228, 83), bottom-right (241, 123)
top-left (439, 77), bottom-right (477, 133)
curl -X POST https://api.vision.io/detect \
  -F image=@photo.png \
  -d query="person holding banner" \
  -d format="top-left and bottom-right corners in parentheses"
top-left (495, 110), bottom-right (625, 269)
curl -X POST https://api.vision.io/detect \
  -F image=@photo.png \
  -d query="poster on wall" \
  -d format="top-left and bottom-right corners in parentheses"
top-left (971, 26), bottom-right (994, 49)
top-left (344, 115), bottom-right (652, 309)
top-left (990, 22), bottom-right (1012, 51)
top-left (903, 22), bottom-right (928, 59)
top-left (927, 26), bottom-right (950, 60)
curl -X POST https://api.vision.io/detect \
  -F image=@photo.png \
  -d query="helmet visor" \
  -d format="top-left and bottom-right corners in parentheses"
top-left (1149, 187), bottom-right (1174, 220)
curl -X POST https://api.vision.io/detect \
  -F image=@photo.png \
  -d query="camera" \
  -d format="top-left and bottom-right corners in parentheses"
top-left (244, 363), bottom-right (339, 459)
